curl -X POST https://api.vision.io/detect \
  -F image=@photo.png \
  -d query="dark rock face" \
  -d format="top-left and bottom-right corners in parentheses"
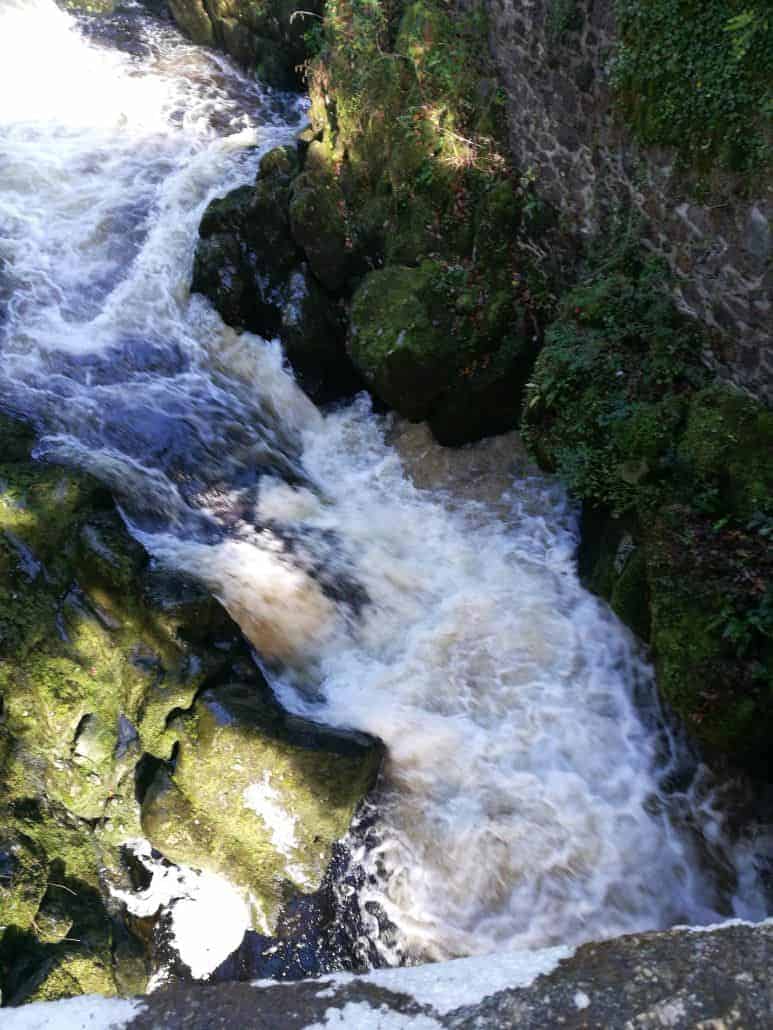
top-left (191, 144), bottom-right (363, 404)
top-left (166, 0), bottom-right (324, 89)
top-left (16, 919), bottom-right (772, 1028)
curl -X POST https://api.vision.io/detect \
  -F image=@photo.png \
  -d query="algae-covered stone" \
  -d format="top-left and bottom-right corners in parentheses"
top-left (289, 162), bottom-right (350, 294)
top-left (349, 263), bottom-right (445, 421)
top-left (142, 682), bottom-right (381, 931)
top-left (349, 262), bottom-right (536, 443)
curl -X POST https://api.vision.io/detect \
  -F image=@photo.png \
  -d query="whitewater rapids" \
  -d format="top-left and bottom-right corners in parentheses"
top-left (0, 0), bottom-right (767, 973)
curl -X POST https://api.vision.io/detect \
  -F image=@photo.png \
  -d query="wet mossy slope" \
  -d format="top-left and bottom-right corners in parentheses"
top-left (523, 253), bottom-right (773, 777)
top-left (0, 415), bottom-right (379, 1003)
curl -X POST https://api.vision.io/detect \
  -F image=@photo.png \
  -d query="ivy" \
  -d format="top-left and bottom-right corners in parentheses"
top-left (611, 0), bottom-right (773, 174)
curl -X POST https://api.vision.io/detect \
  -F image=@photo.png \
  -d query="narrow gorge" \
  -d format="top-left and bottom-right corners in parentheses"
top-left (0, 0), bottom-right (771, 1025)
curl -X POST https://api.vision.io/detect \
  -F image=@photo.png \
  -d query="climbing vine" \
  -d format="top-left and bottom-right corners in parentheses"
top-left (611, 0), bottom-right (773, 173)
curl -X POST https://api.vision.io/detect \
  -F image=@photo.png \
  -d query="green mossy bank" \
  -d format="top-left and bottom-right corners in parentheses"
top-left (523, 255), bottom-right (773, 778)
top-left (191, 0), bottom-right (551, 442)
top-left (0, 416), bottom-right (380, 1003)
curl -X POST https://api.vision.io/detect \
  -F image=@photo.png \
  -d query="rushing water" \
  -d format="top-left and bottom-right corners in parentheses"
top-left (0, 0), bottom-right (768, 976)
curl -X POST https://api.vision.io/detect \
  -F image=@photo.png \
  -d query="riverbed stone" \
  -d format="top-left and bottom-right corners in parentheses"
top-left (142, 682), bottom-right (381, 932)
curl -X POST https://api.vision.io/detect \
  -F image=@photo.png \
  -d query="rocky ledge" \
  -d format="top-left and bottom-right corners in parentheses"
top-left (4, 919), bottom-right (772, 1028)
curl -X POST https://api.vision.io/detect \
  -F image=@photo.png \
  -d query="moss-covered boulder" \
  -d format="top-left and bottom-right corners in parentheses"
top-left (142, 682), bottom-right (381, 932)
top-left (167, 0), bottom-right (324, 89)
top-left (349, 260), bottom-right (536, 444)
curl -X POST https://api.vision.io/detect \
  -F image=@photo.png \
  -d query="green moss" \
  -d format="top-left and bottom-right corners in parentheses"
top-left (349, 262), bottom-right (446, 419)
top-left (289, 163), bottom-right (350, 293)
top-left (524, 251), bottom-right (773, 773)
top-left (612, 0), bottom-right (773, 174)
top-left (25, 953), bottom-right (118, 1003)
top-left (142, 685), bottom-right (381, 931)
top-left (679, 386), bottom-right (773, 518)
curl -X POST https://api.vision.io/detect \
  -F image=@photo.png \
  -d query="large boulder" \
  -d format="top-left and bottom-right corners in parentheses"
top-left (141, 683), bottom-right (381, 933)
top-left (348, 261), bottom-right (537, 445)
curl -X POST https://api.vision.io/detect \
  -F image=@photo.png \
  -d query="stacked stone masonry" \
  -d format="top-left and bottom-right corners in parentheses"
top-left (484, 0), bottom-right (772, 401)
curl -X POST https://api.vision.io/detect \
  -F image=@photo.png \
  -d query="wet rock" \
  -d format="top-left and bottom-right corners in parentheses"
top-left (349, 262), bottom-right (537, 444)
top-left (279, 267), bottom-right (363, 403)
top-left (166, 0), bottom-right (214, 46)
top-left (192, 146), bottom-right (360, 403)
top-left (166, 0), bottom-right (323, 89)
top-left (141, 681), bottom-right (382, 933)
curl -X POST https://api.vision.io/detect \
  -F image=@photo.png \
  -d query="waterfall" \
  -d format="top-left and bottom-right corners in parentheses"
top-left (0, 0), bottom-right (766, 976)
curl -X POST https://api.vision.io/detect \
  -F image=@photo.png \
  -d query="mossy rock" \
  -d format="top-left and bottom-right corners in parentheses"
top-left (193, 148), bottom-right (362, 403)
top-left (679, 387), bottom-right (773, 519)
top-left (167, 0), bottom-right (215, 46)
top-left (142, 683), bottom-right (381, 931)
top-left (349, 262), bottom-right (446, 421)
top-left (192, 152), bottom-right (302, 336)
top-left (645, 505), bottom-right (773, 775)
top-left (0, 419), bottom-right (251, 997)
top-left (280, 267), bottom-right (363, 403)
top-left (349, 261), bottom-right (536, 443)
top-left (168, 0), bottom-right (323, 88)
top-left (289, 162), bottom-right (350, 294)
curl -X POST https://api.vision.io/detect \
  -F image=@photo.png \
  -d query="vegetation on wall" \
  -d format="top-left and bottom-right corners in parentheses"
top-left (523, 244), bottom-right (773, 773)
top-left (611, 0), bottom-right (773, 173)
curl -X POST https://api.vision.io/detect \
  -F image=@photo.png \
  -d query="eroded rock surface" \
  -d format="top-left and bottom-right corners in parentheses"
top-left (5, 920), bottom-right (772, 1028)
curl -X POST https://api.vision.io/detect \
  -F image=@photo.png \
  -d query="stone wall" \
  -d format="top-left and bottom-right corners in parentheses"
top-left (484, 0), bottom-right (772, 402)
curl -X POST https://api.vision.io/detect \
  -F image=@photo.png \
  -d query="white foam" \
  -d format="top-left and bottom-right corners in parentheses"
top-left (112, 841), bottom-right (251, 980)
top-left (295, 943), bottom-right (572, 1016)
top-left (306, 1003), bottom-right (442, 1029)
top-left (0, 995), bottom-right (143, 1030)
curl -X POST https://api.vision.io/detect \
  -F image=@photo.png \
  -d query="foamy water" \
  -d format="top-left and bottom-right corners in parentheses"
top-left (0, 0), bottom-right (767, 977)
